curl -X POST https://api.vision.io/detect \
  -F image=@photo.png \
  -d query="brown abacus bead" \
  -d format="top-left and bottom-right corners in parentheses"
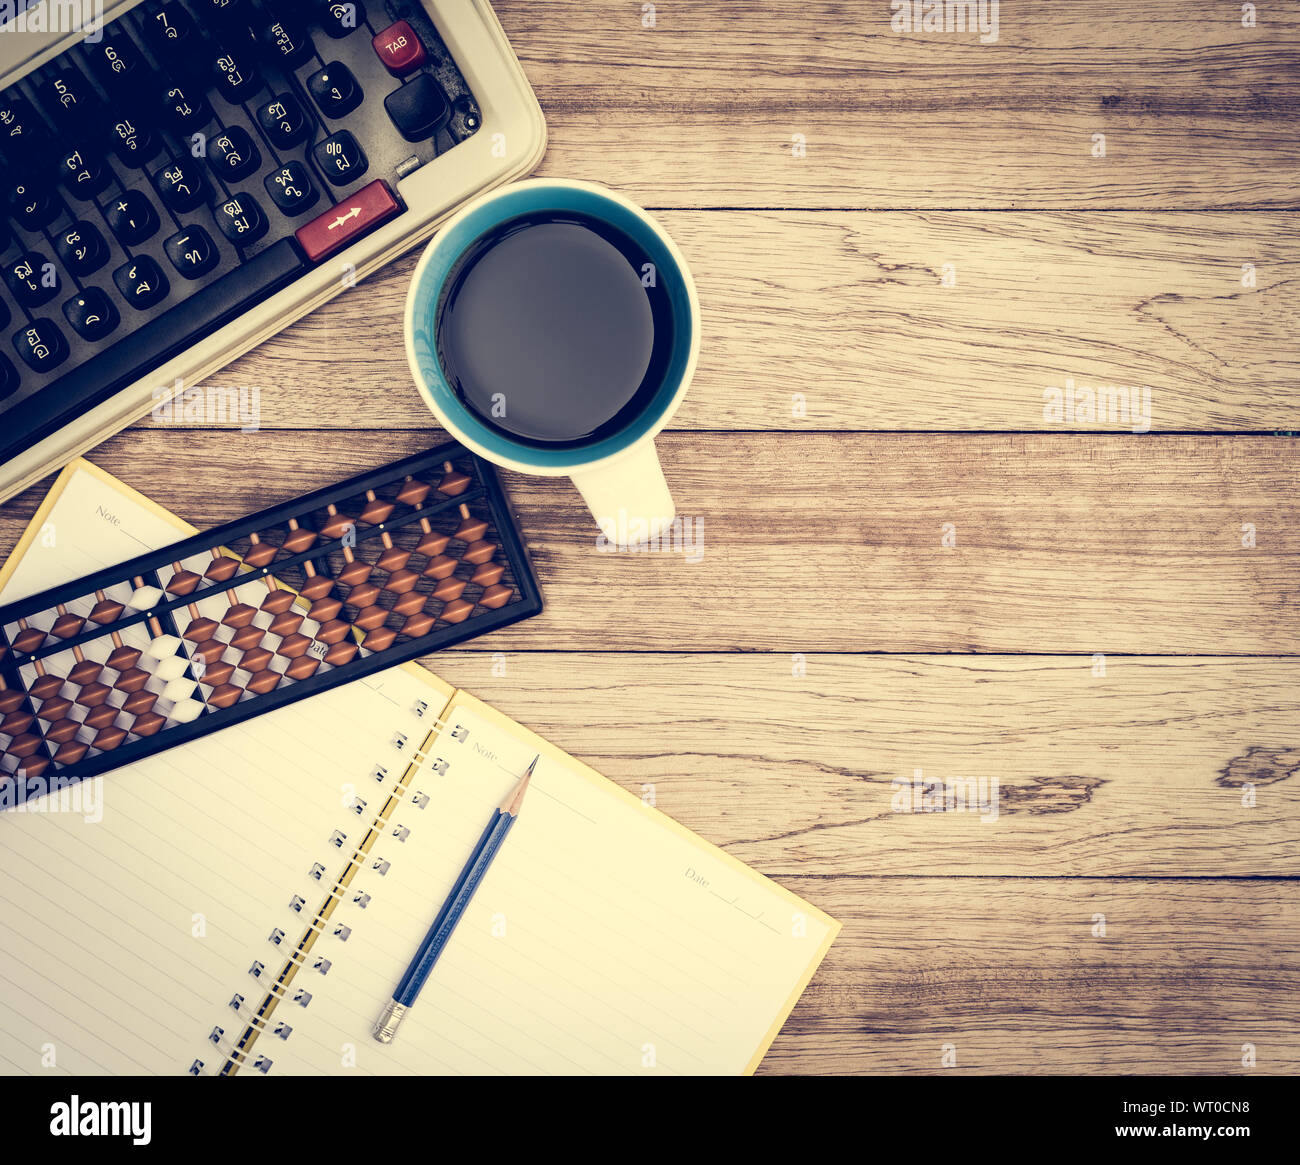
top-left (360, 497), bottom-right (394, 525)
top-left (382, 569), bottom-right (420, 594)
top-left (396, 476), bottom-right (431, 506)
top-left (199, 659), bottom-right (236, 687)
top-left (207, 683), bottom-right (243, 709)
top-left (440, 599), bottom-right (474, 624)
top-left (319, 511), bottom-right (354, 539)
top-left (455, 517), bottom-right (489, 543)
top-left (183, 618), bottom-right (219, 643)
top-left (280, 525), bottom-right (317, 553)
top-left (113, 667), bottom-right (150, 693)
top-left (260, 590), bottom-right (297, 615)
top-left (276, 634), bottom-right (311, 659)
top-left (30, 674), bottom-right (64, 700)
top-left (1, 710), bottom-right (34, 734)
top-left (308, 597), bottom-right (342, 622)
top-left (314, 620), bottom-right (351, 645)
top-left (9, 733), bottom-right (43, 757)
top-left (285, 656), bottom-right (321, 680)
top-left (471, 562), bottom-right (505, 587)
top-left (13, 627), bottom-right (46, 653)
top-left (242, 539), bottom-right (278, 568)
top-left (479, 584), bottom-right (513, 609)
top-left (131, 711), bottom-right (166, 737)
top-left (0, 689), bottom-right (25, 714)
top-left (221, 603), bottom-right (259, 628)
top-left (123, 690), bottom-right (159, 715)
top-left (362, 626), bottom-right (397, 651)
top-left (416, 531), bottom-right (449, 557)
top-left (269, 611), bottom-right (304, 637)
top-left (239, 647), bottom-right (274, 673)
top-left (438, 468), bottom-right (471, 495)
top-left (230, 625), bottom-right (264, 652)
top-left (84, 704), bottom-right (120, 730)
top-left (106, 645), bottom-right (142, 671)
top-left (400, 612), bottom-right (436, 637)
top-left (68, 660), bottom-right (102, 685)
top-left (377, 546), bottom-right (411, 572)
top-left (92, 725), bottom-right (128, 751)
top-left (54, 740), bottom-right (89, 765)
top-left (204, 556), bottom-right (241, 581)
top-left (166, 569), bottom-right (202, 595)
top-left (76, 682), bottom-right (112, 707)
top-left (463, 541), bottom-right (496, 565)
top-left (353, 606), bottom-right (389, 632)
top-left (391, 591), bottom-right (426, 617)
top-left (89, 597), bottom-right (125, 624)
top-left (346, 582), bottom-right (381, 608)
top-left (17, 755), bottom-right (49, 779)
top-left (423, 555), bottom-right (457, 580)
top-left (46, 718), bottom-right (81, 744)
top-left (299, 574), bottom-right (334, 601)
top-left (51, 611), bottom-right (85, 638)
top-left (246, 670), bottom-right (282, 694)
top-left (324, 641), bottom-right (358, 666)
top-left (191, 639), bottom-right (227, 665)
top-left (336, 559), bottom-right (371, 587)
top-left (38, 695), bottom-right (73, 722)
top-left (433, 577), bottom-right (467, 602)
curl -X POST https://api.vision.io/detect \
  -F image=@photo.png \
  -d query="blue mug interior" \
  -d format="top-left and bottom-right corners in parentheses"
top-left (408, 183), bottom-right (694, 469)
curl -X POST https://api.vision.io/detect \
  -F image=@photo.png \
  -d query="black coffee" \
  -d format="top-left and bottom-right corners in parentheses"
top-left (435, 211), bottom-right (674, 447)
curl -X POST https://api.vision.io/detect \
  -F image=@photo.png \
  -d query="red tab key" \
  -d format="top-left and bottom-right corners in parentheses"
top-left (372, 20), bottom-right (427, 76)
top-left (293, 179), bottom-right (400, 262)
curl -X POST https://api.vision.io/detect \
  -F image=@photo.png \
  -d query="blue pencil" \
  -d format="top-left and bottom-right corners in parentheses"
top-left (372, 755), bottom-right (537, 1043)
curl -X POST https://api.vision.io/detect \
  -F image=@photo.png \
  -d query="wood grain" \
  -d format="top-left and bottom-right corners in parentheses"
top-left (758, 877), bottom-right (1299, 1074)
top-left (167, 211), bottom-right (1300, 432)
top-left (13, 431), bottom-right (1292, 654)
top-left (422, 654), bottom-right (1300, 878)
top-left (493, 0), bottom-right (1300, 209)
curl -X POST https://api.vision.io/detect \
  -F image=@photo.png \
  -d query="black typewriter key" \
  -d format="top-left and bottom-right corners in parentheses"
top-left (203, 0), bottom-right (250, 25)
top-left (113, 255), bottom-right (170, 309)
top-left (58, 146), bottom-right (112, 199)
top-left (6, 177), bottom-right (61, 230)
top-left (88, 33), bottom-right (146, 89)
top-left (160, 84), bottom-right (212, 135)
top-left (54, 221), bottom-right (109, 276)
top-left (264, 161), bottom-right (318, 214)
top-left (153, 159), bottom-right (208, 213)
top-left (213, 46), bottom-right (263, 104)
top-left (146, 4), bottom-right (201, 66)
top-left (35, 66), bottom-right (98, 129)
top-left (208, 127), bottom-right (262, 181)
top-left (5, 252), bottom-right (59, 308)
top-left (0, 354), bottom-right (17, 398)
top-left (0, 94), bottom-right (51, 158)
top-left (384, 74), bottom-right (451, 142)
top-left (105, 189), bottom-right (161, 245)
top-left (107, 114), bottom-right (157, 167)
top-left (214, 194), bottom-right (268, 244)
top-left (12, 318), bottom-right (69, 373)
top-left (318, 0), bottom-right (366, 38)
top-left (63, 287), bottom-right (120, 341)
top-left (259, 19), bottom-right (315, 69)
top-left (312, 130), bottom-right (367, 186)
top-left (164, 225), bottom-right (219, 279)
top-left (256, 93), bottom-right (309, 149)
top-left (307, 62), bottom-right (362, 118)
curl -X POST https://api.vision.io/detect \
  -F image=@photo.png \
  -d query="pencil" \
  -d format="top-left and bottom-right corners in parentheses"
top-left (372, 754), bottom-right (537, 1043)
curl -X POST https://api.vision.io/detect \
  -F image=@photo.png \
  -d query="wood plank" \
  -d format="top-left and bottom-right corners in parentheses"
top-left (10, 431), bottom-right (1291, 655)
top-left (425, 653), bottom-right (1300, 878)
top-left (161, 211), bottom-right (1300, 432)
top-left (493, 0), bottom-right (1300, 208)
top-left (758, 877), bottom-right (1299, 1074)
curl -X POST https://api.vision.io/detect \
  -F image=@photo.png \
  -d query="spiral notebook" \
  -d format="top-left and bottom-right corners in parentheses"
top-left (0, 461), bottom-right (838, 1076)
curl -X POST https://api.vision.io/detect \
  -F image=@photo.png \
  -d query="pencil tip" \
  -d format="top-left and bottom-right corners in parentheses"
top-left (508, 756), bottom-right (538, 815)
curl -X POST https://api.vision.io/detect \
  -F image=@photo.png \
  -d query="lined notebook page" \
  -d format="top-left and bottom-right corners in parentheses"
top-left (0, 464), bottom-right (451, 1074)
top-left (266, 699), bottom-right (838, 1076)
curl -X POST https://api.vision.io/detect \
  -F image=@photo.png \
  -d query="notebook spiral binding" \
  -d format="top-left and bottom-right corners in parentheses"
top-left (189, 697), bottom-right (460, 1076)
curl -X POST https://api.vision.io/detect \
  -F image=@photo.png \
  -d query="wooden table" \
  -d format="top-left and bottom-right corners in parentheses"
top-left (3, 1), bottom-right (1297, 1074)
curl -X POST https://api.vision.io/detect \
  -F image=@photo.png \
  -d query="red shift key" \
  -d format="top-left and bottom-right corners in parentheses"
top-left (295, 180), bottom-right (401, 263)
top-left (373, 21), bottom-right (427, 76)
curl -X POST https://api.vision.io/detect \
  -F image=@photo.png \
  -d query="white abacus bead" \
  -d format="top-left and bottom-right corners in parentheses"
top-left (143, 634), bottom-right (182, 661)
top-left (155, 655), bottom-right (189, 681)
top-left (128, 585), bottom-right (164, 611)
top-left (163, 677), bottom-right (197, 702)
top-left (169, 698), bottom-right (204, 723)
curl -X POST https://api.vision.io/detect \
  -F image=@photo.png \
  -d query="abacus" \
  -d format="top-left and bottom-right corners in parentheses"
top-left (0, 442), bottom-right (541, 802)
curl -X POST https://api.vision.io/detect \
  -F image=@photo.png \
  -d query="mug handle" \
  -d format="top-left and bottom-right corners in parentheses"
top-left (571, 442), bottom-right (676, 545)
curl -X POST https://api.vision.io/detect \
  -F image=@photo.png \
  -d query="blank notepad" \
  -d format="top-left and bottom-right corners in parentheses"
top-left (0, 461), bottom-right (837, 1075)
